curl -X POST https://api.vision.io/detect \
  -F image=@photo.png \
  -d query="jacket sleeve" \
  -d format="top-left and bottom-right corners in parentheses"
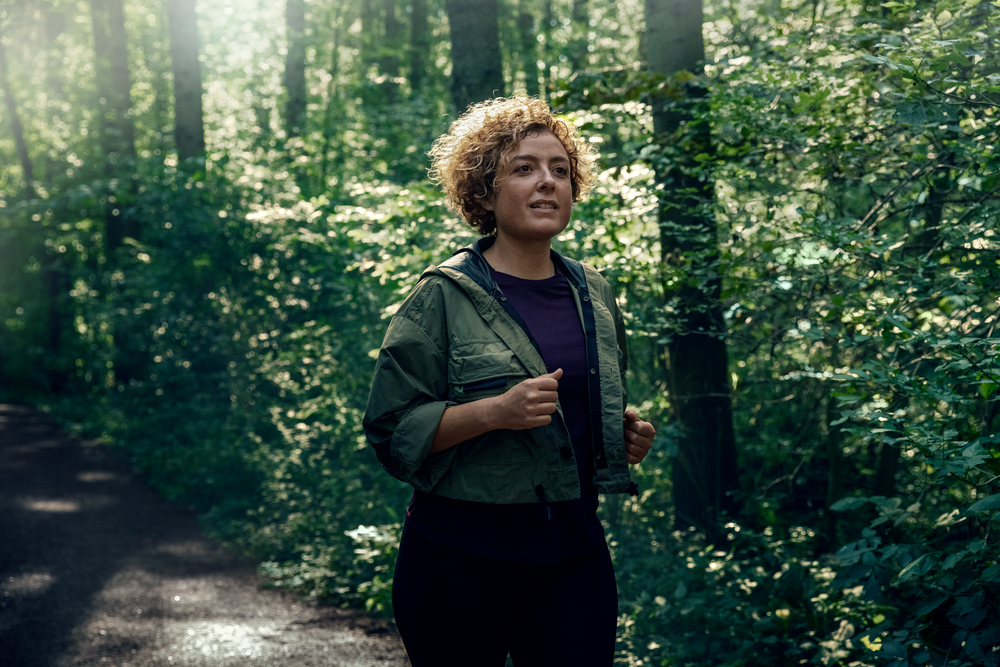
top-left (362, 283), bottom-right (457, 491)
top-left (612, 295), bottom-right (629, 410)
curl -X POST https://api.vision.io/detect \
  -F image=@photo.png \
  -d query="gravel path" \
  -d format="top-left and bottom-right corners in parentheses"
top-left (0, 404), bottom-right (409, 666)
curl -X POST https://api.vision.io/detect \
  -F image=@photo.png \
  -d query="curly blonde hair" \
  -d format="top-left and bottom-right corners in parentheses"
top-left (428, 97), bottom-right (595, 235)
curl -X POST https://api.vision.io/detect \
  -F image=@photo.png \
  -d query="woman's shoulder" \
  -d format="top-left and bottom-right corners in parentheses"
top-left (395, 272), bottom-right (452, 323)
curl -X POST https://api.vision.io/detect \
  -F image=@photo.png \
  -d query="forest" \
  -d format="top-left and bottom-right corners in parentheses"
top-left (0, 0), bottom-right (997, 664)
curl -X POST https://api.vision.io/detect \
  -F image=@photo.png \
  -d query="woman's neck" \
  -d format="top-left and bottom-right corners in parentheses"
top-left (483, 235), bottom-right (554, 280)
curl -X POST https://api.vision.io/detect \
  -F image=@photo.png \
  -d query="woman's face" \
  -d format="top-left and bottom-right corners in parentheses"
top-left (483, 131), bottom-right (573, 245)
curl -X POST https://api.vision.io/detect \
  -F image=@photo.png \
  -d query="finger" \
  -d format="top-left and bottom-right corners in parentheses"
top-left (532, 389), bottom-right (559, 403)
top-left (536, 401), bottom-right (557, 416)
top-left (624, 410), bottom-right (638, 422)
top-left (541, 368), bottom-right (563, 380)
top-left (532, 378), bottom-right (560, 391)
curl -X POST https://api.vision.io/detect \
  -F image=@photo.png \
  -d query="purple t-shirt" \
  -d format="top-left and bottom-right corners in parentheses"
top-left (404, 264), bottom-right (606, 563)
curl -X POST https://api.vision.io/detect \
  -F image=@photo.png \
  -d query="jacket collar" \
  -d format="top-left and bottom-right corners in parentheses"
top-left (437, 236), bottom-right (590, 295)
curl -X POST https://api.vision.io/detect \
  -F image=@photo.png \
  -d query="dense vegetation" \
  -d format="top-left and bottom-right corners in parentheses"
top-left (1, 0), bottom-right (997, 665)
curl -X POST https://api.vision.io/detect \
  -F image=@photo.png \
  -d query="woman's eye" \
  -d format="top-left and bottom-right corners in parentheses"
top-left (515, 164), bottom-right (531, 172)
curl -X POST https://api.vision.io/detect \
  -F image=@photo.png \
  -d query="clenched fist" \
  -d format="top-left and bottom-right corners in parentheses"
top-left (492, 368), bottom-right (563, 430)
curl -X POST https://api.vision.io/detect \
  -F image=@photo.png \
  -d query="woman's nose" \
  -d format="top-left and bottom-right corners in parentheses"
top-left (538, 168), bottom-right (555, 189)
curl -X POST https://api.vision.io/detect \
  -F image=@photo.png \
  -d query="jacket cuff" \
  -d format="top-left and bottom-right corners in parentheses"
top-left (391, 400), bottom-right (454, 491)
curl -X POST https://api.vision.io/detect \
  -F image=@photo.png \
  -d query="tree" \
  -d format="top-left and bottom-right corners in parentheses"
top-left (568, 0), bottom-right (588, 74)
top-left (90, 0), bottom-right (137, 248)
top-left (645, 0), bottom-right (739, 532)
top-left (516, 7), bottom-right (540, 97)
top-left (168, 0), bottom-right (205, 161)
top-left (445, 0), bottom-right (504, 113)
top-left (409, 0), bottom-right (429, 95)
top-left (284, 0), bottom-right (306, 138)
top-left (0, 31), bottom-right (34, 200)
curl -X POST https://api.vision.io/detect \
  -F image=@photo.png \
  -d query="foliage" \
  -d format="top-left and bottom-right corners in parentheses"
top-left (1, 0), bottom-right (998, 666)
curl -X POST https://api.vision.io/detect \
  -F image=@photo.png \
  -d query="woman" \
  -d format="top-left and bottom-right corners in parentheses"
top-left (363, 96), bottom-right (655, 666)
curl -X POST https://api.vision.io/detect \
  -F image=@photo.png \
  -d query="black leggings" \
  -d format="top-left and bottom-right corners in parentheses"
top-left (391, 523), bottom-right (618, 667)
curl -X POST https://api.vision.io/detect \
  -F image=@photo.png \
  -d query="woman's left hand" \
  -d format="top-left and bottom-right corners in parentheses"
top-left (623, 411), bottom-right (655, 465)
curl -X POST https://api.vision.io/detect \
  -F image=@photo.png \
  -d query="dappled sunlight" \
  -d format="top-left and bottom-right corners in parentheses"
top-left (77, 470), bottom-right (118, 482)
top-left (166, 621), bottom-right (283, 660)
top-left (19, 498), bottom-right (82, 513)
top-left (2, 571), bottom-right (56, 597)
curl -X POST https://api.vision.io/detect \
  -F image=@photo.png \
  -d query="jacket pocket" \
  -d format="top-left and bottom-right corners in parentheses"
top-left (447, 349), bottom-right (528, 402)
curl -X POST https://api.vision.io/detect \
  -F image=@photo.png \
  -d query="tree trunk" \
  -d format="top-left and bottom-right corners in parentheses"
top-left (1, 29), bottom-right (67, 386)
top-left (318, 5), bottom-right (344, 189)
top-left (541, 0), bottom-right (553, 99)
top-left (284, 0), bottom-right (307, 138)
top-left (0, 36), bottom-right (35, 200)
top-left (445, 0), bottom-right (504, 113)
top-left (409, 0), bottom-right (429, 95)
top-left (380, 0), bottom-right (400, 101)
top-left (646, 0), bottom-right (739, 534)
top-left (91, 0), bottom-right (138, 249)
top-left (569, 0), bottom-right (589, 73)
top-left (168, 0), bottom-right (206, 161)
top-left (517, 10), bottom-right (540, 97)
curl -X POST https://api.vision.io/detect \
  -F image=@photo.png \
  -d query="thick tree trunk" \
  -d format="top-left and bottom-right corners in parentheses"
top-left (91, 0), bottom-right (137, 249)
top-left (445, 0), bottom-right (504, 113)
top-left (409, 0), bottom-right (429, 95)
top-left (646, 0), bottom-right (739, 534)
top-left (168, 0), bottom-right (206, 161)
top-left (107, 0), bottom-right (136, 159)
top-left (284, 0), bottom-right (307, 138)
top-left (517, 10), bottom-right (540, 97)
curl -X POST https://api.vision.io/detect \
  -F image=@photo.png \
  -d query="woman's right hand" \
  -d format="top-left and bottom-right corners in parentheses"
top-left (491, 368), bottom-right (563, 430)
top-left (430, 369), bottom-right (562, 453)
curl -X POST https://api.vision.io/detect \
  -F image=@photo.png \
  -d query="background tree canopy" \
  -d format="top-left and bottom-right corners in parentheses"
top-left (1, 0), bottom-right (997, 664)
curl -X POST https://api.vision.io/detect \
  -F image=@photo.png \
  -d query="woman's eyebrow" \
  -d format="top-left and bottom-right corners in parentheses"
top-left (510, 154), bottom-right (569, 163)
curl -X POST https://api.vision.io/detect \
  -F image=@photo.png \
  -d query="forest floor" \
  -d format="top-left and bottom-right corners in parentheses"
top-left (0, 403), bottom-right (409, 666)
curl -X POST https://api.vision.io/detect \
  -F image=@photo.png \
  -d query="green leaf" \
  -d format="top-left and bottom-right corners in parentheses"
top-left (895, 102), bottom-right (928, 125)
top-left (831, 497), bottom-right (868, 511)
top-left (982, 564), bottom-right (1000, 582)
top-left (979, 382), bottom-right (997, 399)
top-left (967, 494), bottom-right (1000, 513)
top-left (897, 553), bottom-right (935, 583)
top-left (915, 594), bottom-right (949, 616)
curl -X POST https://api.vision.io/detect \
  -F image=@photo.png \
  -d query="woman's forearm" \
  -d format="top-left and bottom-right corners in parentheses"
top-left (429, 369), bottom-right (563, 454)
top-left (430, 397), bottom-right (501, 454)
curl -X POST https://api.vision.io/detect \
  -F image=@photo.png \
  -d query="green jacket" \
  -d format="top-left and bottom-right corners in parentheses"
top-left (363, 237), bottom-right (637, 504)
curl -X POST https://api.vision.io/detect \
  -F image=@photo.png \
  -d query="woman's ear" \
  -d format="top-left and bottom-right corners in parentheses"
top-left (480, 197), bottom-right (494, 212)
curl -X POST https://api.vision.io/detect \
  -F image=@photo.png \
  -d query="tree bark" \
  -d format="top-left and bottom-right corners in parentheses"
top-left (409, 0), bottom-right (429, 95)
top-left (569, 0), bottom-right (589, 73)
top-left (646, 0), bottom-right (739, 534)
top-left (541, 0), bottom-right (553, 99)
top-left (318, 5), bottom-right (344, 189)
top-left (284, 0), bottom-right (307, 138)
top-left (517, 9), bottom-right (540, 97)
top-left (0, 36), bottom-right (35, 200)
top-left (380, 0), bottom-right (400, 101)
top-left (445, 0), bottom-right (504, 113)
top-left (168, 0), bottom-right (206, 161)
top-left (91, 0), bottom-right (137, 249)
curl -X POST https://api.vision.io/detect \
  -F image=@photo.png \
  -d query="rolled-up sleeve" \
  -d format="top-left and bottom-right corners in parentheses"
top-left (363, 304), bottom-right (457, 491)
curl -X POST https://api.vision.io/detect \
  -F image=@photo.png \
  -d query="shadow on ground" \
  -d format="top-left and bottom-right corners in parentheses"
top-left (0, 404), bottom-right (408, 666)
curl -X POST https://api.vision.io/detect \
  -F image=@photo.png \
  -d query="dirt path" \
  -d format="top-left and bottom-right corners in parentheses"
top-left (0, 404), bottom-right (408, 666)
